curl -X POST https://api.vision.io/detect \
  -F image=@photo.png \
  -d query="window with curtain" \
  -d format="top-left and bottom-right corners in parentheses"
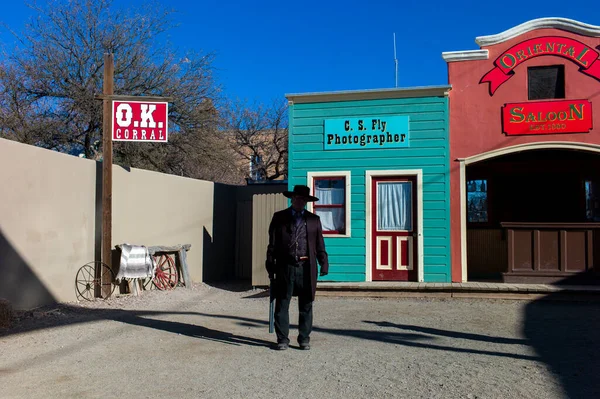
top-left (377, 182), bottom-right (412, 231)
top-left (313, 177), bottom-right (345, 234)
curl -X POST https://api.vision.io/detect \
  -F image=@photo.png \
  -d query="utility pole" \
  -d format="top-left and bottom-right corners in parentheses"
top-left (101, 53), bottom-right (114, 298)
top-left (94, 53), bottom-right (171, 298)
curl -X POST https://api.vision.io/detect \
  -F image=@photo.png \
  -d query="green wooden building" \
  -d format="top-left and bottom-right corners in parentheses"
top-left (285, 86), bottom-right (452, 282)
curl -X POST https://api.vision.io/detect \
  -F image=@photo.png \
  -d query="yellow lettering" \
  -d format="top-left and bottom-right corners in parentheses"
top-left (576, 48), bottom-right (590, 66)
top-left (510, 107), bottom-right (525, 123)
top-left (569, 103), bottom-right (584, 120)
top-left (500, 53), bottom-right (517, 69)
top-left (564, 46), bottom-right (576, 58)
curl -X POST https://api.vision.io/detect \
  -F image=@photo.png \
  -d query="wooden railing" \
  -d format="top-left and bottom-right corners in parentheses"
top-left (501, 222), bottom-right (600, 283)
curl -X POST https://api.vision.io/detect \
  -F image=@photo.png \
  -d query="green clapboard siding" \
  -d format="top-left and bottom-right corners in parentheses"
top-left (289, 95), bottom-right (450, 283)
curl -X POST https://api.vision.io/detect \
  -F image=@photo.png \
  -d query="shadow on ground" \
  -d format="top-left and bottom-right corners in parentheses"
top-left (523, 293), bottom-right (600, 397)
top-left (0, 305), bottom-right (273, 349)
top-left (3, 284), bottom-right (600, 397)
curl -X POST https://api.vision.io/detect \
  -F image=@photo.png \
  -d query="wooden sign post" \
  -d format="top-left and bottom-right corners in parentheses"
top-left (101, 53), bottom-right (114, 298)
top-left (95, 53), bottom-right (172, 298)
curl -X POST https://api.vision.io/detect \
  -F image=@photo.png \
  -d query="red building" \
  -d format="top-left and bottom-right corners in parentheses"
top-left (444, 18), bottom-right (600, 283)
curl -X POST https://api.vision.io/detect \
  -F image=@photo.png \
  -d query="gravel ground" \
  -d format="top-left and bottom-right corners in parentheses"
top-left (1, 283), bottom-right (599, 399)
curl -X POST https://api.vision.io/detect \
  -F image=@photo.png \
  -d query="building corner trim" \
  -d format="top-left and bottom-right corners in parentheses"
top-left (475, 17), bottom-right (600, 47)
top-left (442, 50), bottom-right (489, 63)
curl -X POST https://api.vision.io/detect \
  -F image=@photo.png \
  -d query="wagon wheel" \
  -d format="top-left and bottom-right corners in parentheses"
top-left (75, 261), bottom-right (115, 301)
top-left (152, 254), bottom-right (178, 290)
top-left (142, 276), bottom-right (155, 290)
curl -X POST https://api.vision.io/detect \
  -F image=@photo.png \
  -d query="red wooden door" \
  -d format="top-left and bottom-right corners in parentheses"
top-left (372, 176), bottom-right (417, 281)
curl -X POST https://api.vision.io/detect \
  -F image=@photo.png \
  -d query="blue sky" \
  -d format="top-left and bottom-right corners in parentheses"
top-left (1, 0), bottom-right (599, 105)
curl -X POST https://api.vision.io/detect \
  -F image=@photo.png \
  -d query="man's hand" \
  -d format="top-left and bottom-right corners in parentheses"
top-left (320, 271), bottom-right (328, 277)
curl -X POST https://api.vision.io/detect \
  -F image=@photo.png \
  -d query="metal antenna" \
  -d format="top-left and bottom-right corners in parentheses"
top-left (393, 33), bottom-right (398, 88)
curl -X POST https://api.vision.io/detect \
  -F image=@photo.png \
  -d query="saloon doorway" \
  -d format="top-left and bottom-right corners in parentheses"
top-left (465, 148), bottom-right (600, 283)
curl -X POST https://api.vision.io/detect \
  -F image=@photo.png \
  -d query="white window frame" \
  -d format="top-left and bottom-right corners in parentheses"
top-left (307, 171), bottom-right (351, 238)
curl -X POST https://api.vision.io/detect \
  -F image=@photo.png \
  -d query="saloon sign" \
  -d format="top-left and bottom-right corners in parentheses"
top-left (502, 100), bottom-right (592, 135)
top-left (481, 36), bottom-right (600, 95)
top-left (112, 101), bottom-right (169, 142)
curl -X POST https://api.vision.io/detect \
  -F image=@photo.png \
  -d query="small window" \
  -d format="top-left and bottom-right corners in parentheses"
top-left (528, 65), bottom-right (565, 100)
top-left (313, 177), bottom-right (346, 234)
top-left (250, 155), bottom-right (264, 181)
top-left (467, 179), bottom-right (488, 223)
top-left (585, 180), bottom-right (600, 222)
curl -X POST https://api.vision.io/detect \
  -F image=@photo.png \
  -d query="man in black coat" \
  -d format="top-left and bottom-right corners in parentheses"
top-left (266, 185), bottom-right (329, 350)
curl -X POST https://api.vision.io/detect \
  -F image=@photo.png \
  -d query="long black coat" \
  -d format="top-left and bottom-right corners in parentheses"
top-left (266, 207), bottom-right (329, 301)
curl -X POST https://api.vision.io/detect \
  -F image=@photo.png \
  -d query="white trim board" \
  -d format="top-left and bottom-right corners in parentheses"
top-left (458, 141), bottom-right (600, 283)
top-left (459, 161), bottom-right (467, 283)
top-left (286, 85), bottom-right (452, 104)
top-left (307, 171), bottom-right (351, 238)
top-left (442, 50), bottom-right (489, 63)
top-left (475, 18), bottom-right (600, 47)
top-left (365, 169), bottom-right (424, 282)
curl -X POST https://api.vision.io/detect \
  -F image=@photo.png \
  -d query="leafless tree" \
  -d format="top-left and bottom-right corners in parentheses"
top-left (224, 98), bottom-right (288, 181)
top-left (0, 0), bottom-right (240, 183)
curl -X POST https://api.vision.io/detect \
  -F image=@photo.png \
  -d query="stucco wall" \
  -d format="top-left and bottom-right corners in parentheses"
top-left (0, 138), bottom-right (97, 309)
top-left (112, 166), bottom-right (213, 284)
top-left (447, 26), bottom-right (600, 281)
top-left (0, 138), bottom-right (215, 309)
top-left (448, 28), bottom-right (600, 158)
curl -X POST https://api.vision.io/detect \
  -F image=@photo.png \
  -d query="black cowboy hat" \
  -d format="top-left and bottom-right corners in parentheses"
top-left (283, 185), bottom-right (319, 202)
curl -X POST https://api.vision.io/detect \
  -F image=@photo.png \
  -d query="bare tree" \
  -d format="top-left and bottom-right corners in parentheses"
top-left (0, 0), bottom-right (239, 183)
top-left (224, 98), bottom-right (288, 181)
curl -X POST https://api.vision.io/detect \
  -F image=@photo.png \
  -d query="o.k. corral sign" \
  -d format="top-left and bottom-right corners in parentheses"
top-left (324, 116), bottom-right (410, 150)
top-left (112, 100), bottom-right (169, 142)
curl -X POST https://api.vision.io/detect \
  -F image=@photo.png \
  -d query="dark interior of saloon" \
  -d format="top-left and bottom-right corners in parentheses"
top-left (466, 149), bottom-right (600, 284)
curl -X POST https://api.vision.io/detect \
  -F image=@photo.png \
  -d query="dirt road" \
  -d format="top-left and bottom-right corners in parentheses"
top-left (1, 283), bottom-right (598, 398)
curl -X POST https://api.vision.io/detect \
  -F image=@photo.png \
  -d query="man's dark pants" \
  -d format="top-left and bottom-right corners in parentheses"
top-left (274, 262), bottom-right (313, 345)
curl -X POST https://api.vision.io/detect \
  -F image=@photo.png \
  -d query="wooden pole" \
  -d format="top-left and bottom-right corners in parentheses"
top-left (101, 53), bottom-right (114, 298)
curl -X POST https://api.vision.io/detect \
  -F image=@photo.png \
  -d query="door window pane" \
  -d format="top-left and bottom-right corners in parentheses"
top-left (377, 182), bottom-right (412, 231)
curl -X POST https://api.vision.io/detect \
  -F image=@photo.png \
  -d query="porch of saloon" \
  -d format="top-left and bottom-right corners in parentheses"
top-left (466, 149), bottom-right (600, 284)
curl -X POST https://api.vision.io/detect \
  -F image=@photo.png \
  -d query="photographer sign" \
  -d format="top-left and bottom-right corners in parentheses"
top-left (324, 115), bottom-right (410, 150)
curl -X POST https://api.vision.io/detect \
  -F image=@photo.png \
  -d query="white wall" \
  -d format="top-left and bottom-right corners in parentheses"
top-left (0, 138), bottom-right (215, 308)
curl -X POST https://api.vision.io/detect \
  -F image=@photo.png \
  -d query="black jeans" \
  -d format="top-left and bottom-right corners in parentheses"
top-left (274, 263), bottom-right (313, 345)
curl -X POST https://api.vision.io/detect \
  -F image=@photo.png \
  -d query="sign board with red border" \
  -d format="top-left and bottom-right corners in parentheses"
top-left (480, 36), bottom-right (600, 96)
top-left (501, 99), bottom-right (593, 136)
top-left (112, 101), bottom-right (169, 142)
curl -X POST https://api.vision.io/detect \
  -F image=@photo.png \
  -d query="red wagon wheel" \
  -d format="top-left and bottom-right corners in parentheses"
top-left (152, 253), bottom-right (178, 290)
